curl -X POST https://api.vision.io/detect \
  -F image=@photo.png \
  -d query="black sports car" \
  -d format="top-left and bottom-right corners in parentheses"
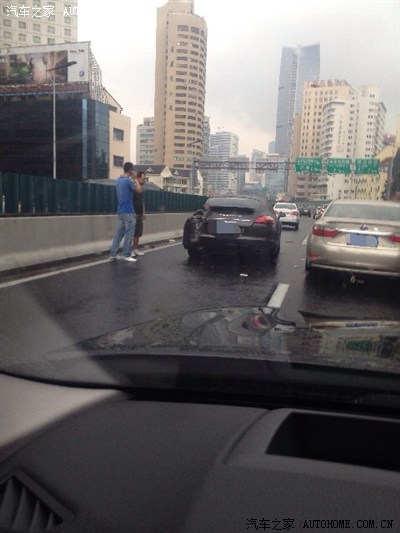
top-left (183, 195), bottom-right (281, 262)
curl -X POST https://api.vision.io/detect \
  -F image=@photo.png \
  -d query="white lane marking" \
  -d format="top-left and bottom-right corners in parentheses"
top-left (266, 283), bottom-right (290, 309)
top-left (302, 235), bottom-right (308, 245)
top-left (0, 260), bottom-right (108, 289)
top-left (0, 242), bottom-right (181, 289)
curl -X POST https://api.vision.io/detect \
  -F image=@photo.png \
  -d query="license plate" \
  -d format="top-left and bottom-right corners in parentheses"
top-left (215, 220), bottom-right (241, 235)
top-left (348, 233), bottom-right (378, 247)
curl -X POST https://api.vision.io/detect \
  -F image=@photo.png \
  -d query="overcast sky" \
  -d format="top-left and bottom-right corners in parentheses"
top-left (78, 0), bottom-right (400, 158)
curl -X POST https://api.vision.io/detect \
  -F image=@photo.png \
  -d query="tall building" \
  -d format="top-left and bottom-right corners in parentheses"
top-left (275, 44), bottom-right (320, 157)
top-left (1, 0), bottom-right (78, 48)
top-left (207, 131), bottom-right (239, 194)
top-left (319, 99), bottom-right (356, 199)
top-left (289, 81), bottom-right (386, 200)
top-left (249, 149), bottom-right (267, 185)
top-left (153, 0), bottom-right (207, 169)
top-left (352, 85), bottom-right (386, 200)
top-left (289, 79), bottom-right (355, 199)
top-left (353, 86), bottom-right (386, 159)
top-left (136, 117), bottom-right (155, 165)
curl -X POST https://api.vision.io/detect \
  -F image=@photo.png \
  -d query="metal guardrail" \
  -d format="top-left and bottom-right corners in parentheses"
top-left (0, 172), bottom-right (207, 215)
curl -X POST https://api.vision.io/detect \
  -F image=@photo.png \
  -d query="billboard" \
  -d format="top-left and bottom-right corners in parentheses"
top-left (0, 41), bottom-right (90, 86)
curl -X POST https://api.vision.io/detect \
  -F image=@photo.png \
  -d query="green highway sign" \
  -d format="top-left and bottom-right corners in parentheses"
top-left (354, 159), bottom-right (380, 174)
top-left (327, 158), bottom-right (351, 174)
top-left (295, 157), bottom-right (322, 173)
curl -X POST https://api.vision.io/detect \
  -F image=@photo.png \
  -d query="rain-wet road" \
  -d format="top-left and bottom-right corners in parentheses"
top-left (1, 217), bottom-right (399, 362)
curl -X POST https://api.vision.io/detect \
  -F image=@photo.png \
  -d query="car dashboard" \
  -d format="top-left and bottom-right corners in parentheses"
top-left (1, 372), bottom-right (400, 533)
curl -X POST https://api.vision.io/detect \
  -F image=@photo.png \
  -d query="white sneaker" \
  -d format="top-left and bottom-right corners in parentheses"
top-left (133, 249), bottom-right (145, 256)
top-left (123, 256), bottom-right (137, 262)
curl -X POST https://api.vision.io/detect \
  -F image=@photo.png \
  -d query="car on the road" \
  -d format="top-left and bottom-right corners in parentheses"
top-left (273, 202), bottom-right (300, 230)
top-left (306, 199), bottom-right (400, 278)
top-left (299, 205), bottom-right (312, 217)
top-left (313, 204), bottom-right (329, 219)
top-left (183, 195), bottom-right (281, 262)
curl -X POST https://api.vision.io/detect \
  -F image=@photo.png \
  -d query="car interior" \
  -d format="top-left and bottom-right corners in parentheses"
top-left (1, 370), bottom-right (399, 533)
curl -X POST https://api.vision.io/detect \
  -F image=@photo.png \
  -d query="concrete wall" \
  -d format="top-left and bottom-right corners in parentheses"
top-left (0, 213), bottom-right (188, 272)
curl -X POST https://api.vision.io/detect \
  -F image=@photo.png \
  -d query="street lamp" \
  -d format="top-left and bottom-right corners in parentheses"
top-left (46, 60), bottom-right (77, 180)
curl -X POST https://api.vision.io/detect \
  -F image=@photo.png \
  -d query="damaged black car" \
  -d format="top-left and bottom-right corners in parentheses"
top-left (183, 195), bottom-right (282, 263)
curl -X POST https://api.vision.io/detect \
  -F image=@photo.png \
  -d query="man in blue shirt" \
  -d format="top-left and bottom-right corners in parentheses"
top-left (109, 162), bottom-right (137, 262)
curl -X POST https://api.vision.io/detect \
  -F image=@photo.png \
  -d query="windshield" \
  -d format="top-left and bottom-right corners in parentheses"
top-left (325, 203), bottom-right (400, 221)
top-left (1, 0), bottom-right (399, 408)
top-left (274, 203), bottom-right (297, 210)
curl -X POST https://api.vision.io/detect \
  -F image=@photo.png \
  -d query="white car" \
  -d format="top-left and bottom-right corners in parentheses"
top-left (273, 202), bottom-right (300, 230)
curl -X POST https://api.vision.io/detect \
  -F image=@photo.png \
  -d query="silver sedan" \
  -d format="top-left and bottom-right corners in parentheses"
top-left (306, 199), bottom-right (400, 278)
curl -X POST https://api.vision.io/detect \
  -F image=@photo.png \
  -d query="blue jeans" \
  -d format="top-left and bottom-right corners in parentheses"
top-left (109, 213), bottom-right (135, 257)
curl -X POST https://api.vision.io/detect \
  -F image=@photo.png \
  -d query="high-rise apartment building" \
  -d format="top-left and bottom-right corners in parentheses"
top-left (249, 149), bottom-right (267, 185)
top-left (318, 99), bottom-right (356, 199)
top-left (136, 117), bottom-right (155, 165)
top-left (320, 100), bottom-right (356, 161)
top-left (289, 81), bottom-right (386, 200)
top-left (289, 79), bottom-right (355, 199)
top-left (1, 0), bottom-right (78, 48)
top-left (136, 115), bottom-right (210, 167)
top-left (153, 0), bottom-right (207, 169)
top-left (275, 44), bottom-right (320, 157)
top-left (352, 86), bottom-right (386, 200)
top-left (353, 86), bottom-right (386, 159)
top-left (207, 131), bottom-right (239, 194)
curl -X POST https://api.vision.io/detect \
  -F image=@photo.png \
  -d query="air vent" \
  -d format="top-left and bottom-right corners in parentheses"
top-left (0, 471), bottom-right (73, 532)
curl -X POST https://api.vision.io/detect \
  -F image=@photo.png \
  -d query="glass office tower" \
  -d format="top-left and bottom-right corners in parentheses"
top-left (275, 44), bottom-right (320, 157)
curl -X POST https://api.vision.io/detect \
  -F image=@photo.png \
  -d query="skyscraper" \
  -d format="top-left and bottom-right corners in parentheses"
top-left (275, 43), bottom-right (320, 157)
top-left (153, 0), bottom-right (207, 169)
top-left (289, 79), bottom-right (355, 199)
top-left (353, 85), bottom-right (386, 159)
top-left (207, 131), bottom-right (239, 194)
top-left (136, 117), bottom-right (155, 165)
top-left (288, 80), bottom-right (386, 200)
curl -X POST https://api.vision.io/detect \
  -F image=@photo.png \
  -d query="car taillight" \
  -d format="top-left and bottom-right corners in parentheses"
top-left (312, 225), bottom-right (339, 238)
top-left (291, 210), bottom-right (298, 216)
top-left (388, 233), bottom-right (400, 243)
top-left (255, 215), bottom-right (276, 224)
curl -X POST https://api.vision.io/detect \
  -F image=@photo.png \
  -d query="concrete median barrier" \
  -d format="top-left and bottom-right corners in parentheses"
top-left (0, 213), bottom-right (188, 272)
